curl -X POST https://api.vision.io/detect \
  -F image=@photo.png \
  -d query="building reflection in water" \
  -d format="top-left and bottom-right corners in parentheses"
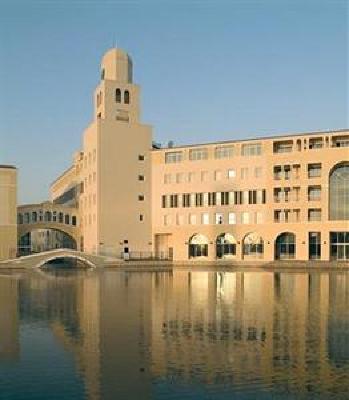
top-left (0, 269), bottom-right (348, 399)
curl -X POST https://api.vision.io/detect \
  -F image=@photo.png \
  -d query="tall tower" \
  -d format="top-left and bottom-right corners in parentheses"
top-left (80, 48), bottom-right (153, 255)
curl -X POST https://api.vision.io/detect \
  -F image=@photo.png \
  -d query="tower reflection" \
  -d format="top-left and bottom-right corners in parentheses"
top-left (0, 269), bottom-right (348, 399)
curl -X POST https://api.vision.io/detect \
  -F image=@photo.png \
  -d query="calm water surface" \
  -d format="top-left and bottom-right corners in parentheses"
top-left (0, 266), bottom-right (348, 400)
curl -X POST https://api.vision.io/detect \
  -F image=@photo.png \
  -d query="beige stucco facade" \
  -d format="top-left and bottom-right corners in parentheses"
top-left (45, 48), bottom-right (348, 262)
top-left (0, 166), bottom-right (17, 260)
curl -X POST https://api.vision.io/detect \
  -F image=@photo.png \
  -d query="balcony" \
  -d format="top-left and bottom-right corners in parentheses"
top-left (273, 140), bottom-right (293, 154)
top-left (332, 135), bottom-right (349, 148)
top-left (309, 138), bottom-right (323, 149)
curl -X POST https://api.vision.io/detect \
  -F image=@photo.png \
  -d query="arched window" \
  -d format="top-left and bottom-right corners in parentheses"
top-left (275, 232), bottom-right (296, 260)
top-left (101, 68), bottom-right (105, 80)
top-left (243, 232), bottom-right (264, 259)
top-left (32, 211), bottom-right (37, 223)
top-left (188, 234), bottom-right (208, 258)
top-left (216, 233), bottom-right (237, 258)
top-left (124, 90), bottom-right (130, 104)
top-left (72, 216), bottom-right (77, 226)
top-left (65, 214), bottom-right (70, 225)
top-left (115, 88), bottom-right (121, 103)
top-left (329, 162), bottom-right (349, 220)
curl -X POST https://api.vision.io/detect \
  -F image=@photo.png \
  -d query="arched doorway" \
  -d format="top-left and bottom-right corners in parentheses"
top-left (329, 162), bottom-right (349, 221)
top-left (216, 233), bottom-right (237, 259)
top-left (18, 229), bottom-right (77, 256)
top-left (188, 234), bottom-right (208, 259)
top-left (243, 233), bottom-right (264, 259)
top-left (275, 232), bottom-right (296, 260)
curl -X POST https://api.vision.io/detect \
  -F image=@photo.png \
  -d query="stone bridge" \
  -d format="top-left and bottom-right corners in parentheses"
top-left (17, 202), bottom-right (80, 249)
top-left (1, 248), bottom-right (117, 269)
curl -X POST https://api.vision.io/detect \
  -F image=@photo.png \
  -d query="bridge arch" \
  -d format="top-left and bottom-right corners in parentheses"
top-left (37, 253), bottom-right (96, 269)
top-left (18, 227), bottom-right (78, 255)
top-left (17, 202), bottom-right (80, 254)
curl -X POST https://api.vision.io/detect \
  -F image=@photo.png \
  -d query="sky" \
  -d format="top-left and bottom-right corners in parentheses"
top-left (0, 0), bottom-right (348, 204)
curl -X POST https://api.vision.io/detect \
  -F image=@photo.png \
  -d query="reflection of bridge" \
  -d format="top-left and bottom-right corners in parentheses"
top-left (2, 249), bottom-right (115, 269)
top-left (17, 202), bottom-right (80, 251)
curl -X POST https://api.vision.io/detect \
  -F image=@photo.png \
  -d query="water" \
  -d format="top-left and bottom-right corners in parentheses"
top-left (0, 266), bottom-right (348, 399)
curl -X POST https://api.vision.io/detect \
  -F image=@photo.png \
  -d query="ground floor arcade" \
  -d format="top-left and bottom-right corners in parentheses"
top-left (154, 227), bottom-right (349, 262)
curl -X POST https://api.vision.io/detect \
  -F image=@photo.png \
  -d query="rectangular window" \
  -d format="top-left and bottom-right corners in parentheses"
top-left (201, 213), bottom-right (210, 225)
top-left (308, 163), bottom-right (322, 178)
top-left (163, 214), bottom-right (171, 226)
top-left (164, 174), bottom-right (171, 184)
top-left (235, 191), bottom-right (243, 205)
top-left (227, 169), bottom-right (236, 179)
top-left (254, 167), bottom-right (262, 178)
top-left (195, 193), bottom-right (203, 207)
top-left (228, 212), bottom-right (236, 224)
top-left (293, 187), bottom-right (300, 201)
top-left (182, 193), bottom-right (191, 208)
top-left (189, 214), bottom-right (197, 225)
top-left (189, 148), bottom-right (208, 161)
top-left (257, 189), bottom-right (264, 204)
top-left (292, 209), bottom-right (300, 222)
top-left (138, 195), bottom-right (144, 201)
top-left (176, 173), bottom-right (184, 183)
top-left (248, 190), bottom-right (258, 204)
top-left (308, 186), bottom-right (321, 201)
top-left (241, 168), bottom-right (249, 179)
top-left (292, 164), bottom-right (300, 179)
top-left (255, 212), bottom-right (263, 224)
top-left (215, 145), bottom-right (234, 159)
top-left (332, 135), bottom-right (349, 148)
top-left (241, 212), bottom-right (250, 224)
top-left (176, 214), bottom-right (184, 225)
top-left (161, 195), bottom-right (167, 208)
top-left (214, 170), bottom-right (222, 181)
top-left (138, 175), bottom-right (145, 181)
top-left (274, 166), bottom-right (282, 180)
top-left (284, 165), bottom-right (291, 180)
top-left (201, 171), bottom-right (208, 182)
top-left (139, 214), bottom-right (144, 222)
top-left (308, 208), bottom-right (321, 221)
top-left (208, 192), bottom-right (217, 206)
top-left (274, 210), bottom-right (281, 223)
top-left (273, 140), bottom-right (293, 153)
top-left (215, 213), bottom-right (223, 224)
top-left (138, 155), bottom-right (145, 161)
top-left (188, 172), bottom-right (195, 182)
top-left (170, 194), bottom-right (178, 208)
top-left (165, 151), bottom-right (183, 164)
top-left (221, 192), bottom-right (229, 205)
top-left (309, 138), bottom-right (323, 149)
top-left (241, 143), bottom-right (262, 156)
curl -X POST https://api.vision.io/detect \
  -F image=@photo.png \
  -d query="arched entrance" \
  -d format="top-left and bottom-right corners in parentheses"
top-left (216, 233), bottom-right (237, 259)
top-left (188, 234), bottom-right (208, 259)
top-left (275, 232), bottom-right (296, 260)
top-left (243, 232), bottom-right (264, 259)
top-left (18, 229), bottom-right (77, 256)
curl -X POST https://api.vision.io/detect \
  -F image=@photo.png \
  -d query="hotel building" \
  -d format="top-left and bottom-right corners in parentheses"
top-left (29, 48), bottom-right (349, 262)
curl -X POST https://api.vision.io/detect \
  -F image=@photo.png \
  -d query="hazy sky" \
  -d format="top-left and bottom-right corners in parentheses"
top-left (0, 0), bottom-right (347, 204)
